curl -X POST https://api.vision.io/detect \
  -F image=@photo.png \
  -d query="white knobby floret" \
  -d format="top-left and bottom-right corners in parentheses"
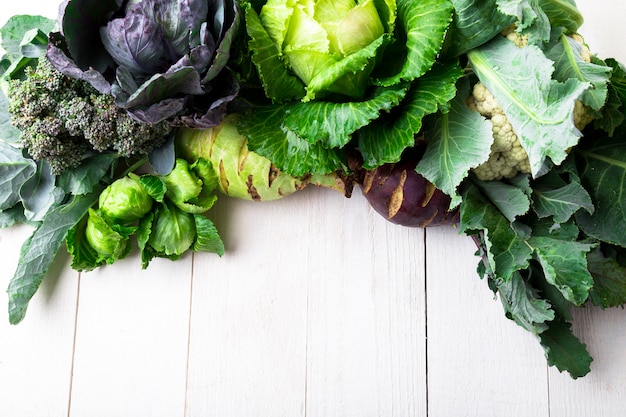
top-left (468, 82), bottom-right (532, 181)
top-left (500, 24), bottom-right (529, 48)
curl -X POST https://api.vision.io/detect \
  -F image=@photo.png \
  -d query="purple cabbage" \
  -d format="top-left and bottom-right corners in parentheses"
top-left (46, 0), bottom-right (241, 128)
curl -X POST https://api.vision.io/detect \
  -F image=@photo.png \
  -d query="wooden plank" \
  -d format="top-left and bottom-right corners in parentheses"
top-left (547, 305), bottom-right (626, 417)
top-left (185, 189), bottom-right (312, 416)
top-left (0, 224), bottom-right (78, 416)
top-left (304, 189), bottom-right (427, 417)
top-left (68, 254), bottom-right (193, 417)
top-left (425, 226), bottom-right (550, 417)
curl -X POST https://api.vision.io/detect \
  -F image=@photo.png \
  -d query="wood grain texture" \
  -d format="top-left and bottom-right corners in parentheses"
top-left (68, 255), bottom-right (193, 417)
top-left (425, 226), bottom-right (550, 417)
top-left (0, 1), bottom-right (625, 416)
top-left (0, 225), bottom-right (78, 417)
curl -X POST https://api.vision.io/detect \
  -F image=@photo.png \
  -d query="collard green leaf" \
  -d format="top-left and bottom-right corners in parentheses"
top-left (417, 78), bottom-right (493, 207)
top-left (460, 182), bottom-right (533, 280)
top-left (0, 141), bottom-right (36, 210)
top-left (359, 61), bottom-right (464, 168)
top-left (531, 171), bottom-right (594, 223)
top-left (587, 246), bottom-right (626, 308)
top-left (0, 15), bottom-right (56, 61)
top-left (375, 0), bottom-right (453, 86)
top-left (529, 236), bottom-right (595, 305)
top-left (57, 153), bottom-right (118, 195)
top-left (468, 37), bottom-right (589, 176)
top-left (0, 88), bottom-right (21, 142)
top-left (493, 271), bottom-right (555, 334)
top-left (538, 319), bottom-right (592, 379)
top-left (574, 133), bottom-right (626, 246)
top-left (20, 161), bottom-right (65, 222)
top-left (472, 176), bottom-right (532, 223)
top-left (0, 205), bottom-right (27, 228)
top-left (7, 190), bottom-right (101, 324)
top-left (546, 35), bottom-right (611, 111)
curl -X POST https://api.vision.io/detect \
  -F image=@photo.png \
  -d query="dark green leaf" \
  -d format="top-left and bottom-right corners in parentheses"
top-left (473, 177), bottom-right (532, 223)
top-left (57, 153), bottom-right (119, 195)
top-left (537, 0), bottom-right (584, 33)
top-left (546, 35), bottom-right (611, 111)
top-left (532, 173), bottom-right (594, 223)
top-left (538, 319), bottom-right (592, 379)
top-left (587, 246), bottom-right (626, 308)
top-left (7, 190), bottom-right (101, 324)
top-left (20, 160), bottom-right (65, 222)
top-left (0, 141), bottom-right (36, 210)
top-left (493, 271), bottom-right (555, 334)
top-left (0, 15), bottom-right (55, 60)
top-left (0, 88), bottom-right (21, 142)
top-left (574, 133), bottom-right (626, 246)
top-left (529, 236), bottom-right (595, 305)
top-left (460, 182), bottom-right (533, 280)
top-left (441, 0), bottom-right (514, 57)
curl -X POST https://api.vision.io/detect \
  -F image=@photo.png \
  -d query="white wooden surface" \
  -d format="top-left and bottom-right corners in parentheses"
top-left (1, 2), bottom-right (625, 416)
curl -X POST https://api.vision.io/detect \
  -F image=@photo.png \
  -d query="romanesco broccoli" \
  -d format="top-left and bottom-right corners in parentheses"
top-left (8, 55), bottom-right (173, 174)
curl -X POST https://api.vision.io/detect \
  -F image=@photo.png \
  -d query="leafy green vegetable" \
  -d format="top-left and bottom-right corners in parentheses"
top-left (7, 190), bottom-right (101, 324)
top-left (467, 36), bottom-right (589, 176)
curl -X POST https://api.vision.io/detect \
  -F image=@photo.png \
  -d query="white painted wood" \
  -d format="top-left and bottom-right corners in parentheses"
top-left (0, 225), bottom-right (78, 416)
top-left (0, 1), bottom-right (625, 416)
top-left (186, 187), bottom-right (427, 417)
top-left (185, 190), bottom-right (310, 417)
top-left (68, 255), bottom-right (193, 417)
top-left (303, 189), bottom-right (426, 417)
top-left (548, 305), bottom-right (626, 417)
top-left (425, 226), bottom-right (550, 417)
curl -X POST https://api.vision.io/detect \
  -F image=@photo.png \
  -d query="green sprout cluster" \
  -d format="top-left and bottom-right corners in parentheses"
top-left (7, 55), bottom-right (173, 174)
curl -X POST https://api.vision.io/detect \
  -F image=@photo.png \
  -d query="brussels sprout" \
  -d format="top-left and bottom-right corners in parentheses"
top-left (85, 208), bottom-right (132, 261)
top-left (99, 175), bottom-right (154, 223)
top-left (147, 200), bottom-right (196, 258)
top-left (46, 0), bottom-right (241, 127)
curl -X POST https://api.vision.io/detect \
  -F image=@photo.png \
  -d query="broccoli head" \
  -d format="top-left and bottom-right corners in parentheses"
top-left (8, 55), bottom-right (173, 174)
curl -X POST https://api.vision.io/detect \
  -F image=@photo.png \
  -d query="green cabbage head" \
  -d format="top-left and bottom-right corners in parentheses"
top-left (257, 0), bottom-right (396, 101)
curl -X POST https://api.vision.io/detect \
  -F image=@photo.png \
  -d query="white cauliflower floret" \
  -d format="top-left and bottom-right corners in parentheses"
top-left (500, 24), bottom-right (529, 48)
top-left (468, 83), bottom-right (532, 181)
